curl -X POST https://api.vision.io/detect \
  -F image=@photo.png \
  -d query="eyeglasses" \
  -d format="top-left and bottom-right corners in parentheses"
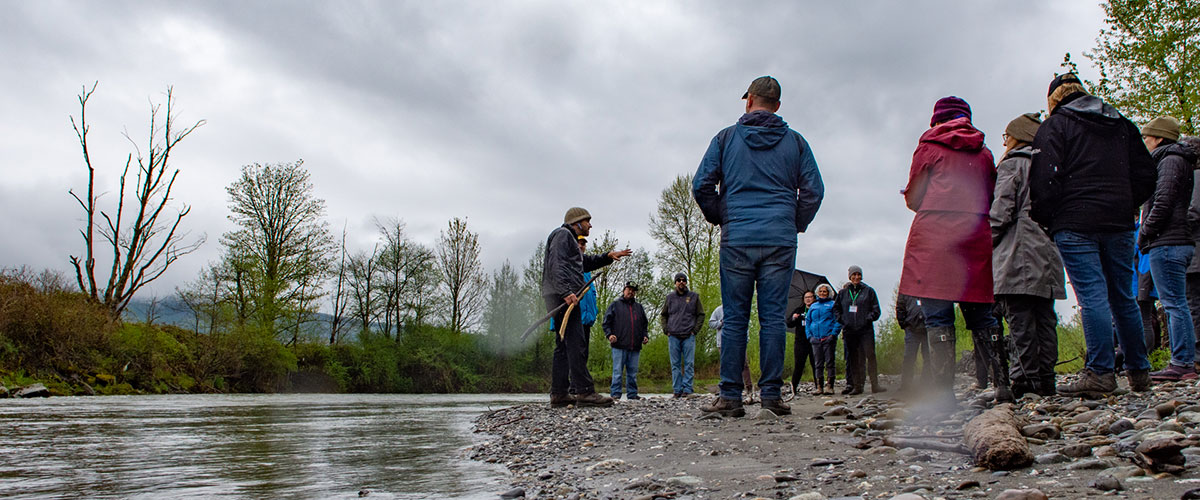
top-left (1002, 133), bottom-right (1009, 141)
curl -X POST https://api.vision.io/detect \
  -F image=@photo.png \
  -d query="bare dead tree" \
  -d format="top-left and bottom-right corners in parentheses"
top-left (328, 224), bottom-right (351, 344)
top-left (436, 217), bottom-right (487, 333)
top-left (68, 83), bottom-right (206, 318)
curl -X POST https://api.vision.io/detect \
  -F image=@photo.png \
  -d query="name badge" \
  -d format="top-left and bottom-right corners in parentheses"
top-left (848, 305), bottom-right (858, 313)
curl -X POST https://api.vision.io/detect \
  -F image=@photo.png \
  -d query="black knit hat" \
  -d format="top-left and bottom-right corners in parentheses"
top-left (1047, 73), bottom-right (1082, 97)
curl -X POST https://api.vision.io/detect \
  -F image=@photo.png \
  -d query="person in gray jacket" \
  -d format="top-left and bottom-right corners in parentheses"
top-left (895, 293), bottom-right (931, 394)
top-left (662, 272), bottom-right (704, 397)
top-left (990, 113), bottom-right (1067, 399)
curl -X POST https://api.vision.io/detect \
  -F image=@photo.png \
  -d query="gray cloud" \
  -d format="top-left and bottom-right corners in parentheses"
top-left (1, 1), bottom-right (1104, 319)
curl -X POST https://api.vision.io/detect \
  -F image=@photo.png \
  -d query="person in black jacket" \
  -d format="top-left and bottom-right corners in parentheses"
top-left (895, 293), bottom-right (931, 395)
top-left (1029, 73), bottom-right (1158, 398)
top-left (604, 282), bottom-right (649, 400)
top-left (786, 290), bottom-right (816, 394)
top-left (662, 272), bottom-right (704, 398)
top-left (834, 265), bottom-right (883, 395)
top-left (1139, 117), bottom-right (1199, 381)
top-left (541, 207), bottom-right (631, 408)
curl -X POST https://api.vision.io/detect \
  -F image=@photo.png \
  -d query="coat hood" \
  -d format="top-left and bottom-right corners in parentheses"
top-left (1153, 140), bottom-right (1199, 166)
top-left (1002, 145), bottom-right (1035, 161)
top-left (1056, 94), bottom-right (1124, 124)
top-left (735, 110), bottom-right (789, 150)
top-left (919, 117), bottom-right (985, 152)
top-left (1182, 136), bottom-right (1200, 168)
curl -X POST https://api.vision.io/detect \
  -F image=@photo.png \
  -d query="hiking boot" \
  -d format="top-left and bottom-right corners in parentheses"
top-left (994, 384), bottom-right (1015, 403)
top-left (1127, 369), bottom-right (1152, 392)
top-left (627, 394), bottom-right (641, 400)
top-left (574, 392), bottom-right (614, 407)
top-left (840, 385), bottom-right (853, 395)
top-left (761, 398), bottom-right (792, 416)
top-left (699, 396), bottom-right (745, 418)
top-left (1151, 364), bottom-right (1198, 381)
top-left (847, 386), bottom-right (864, 396)
top-left (672, 392), bottom-right (683, 399)
top-left (871, 383), bottom-right (887, 394)
top-left (1037, 375), bottom-right (1057, 397)
top-left (1010, 379), bottom-right (1035, 398)
top-left (549, 393), bottom-right (574, 408)
top-left (1056, 369), bottom-right (1117, 398)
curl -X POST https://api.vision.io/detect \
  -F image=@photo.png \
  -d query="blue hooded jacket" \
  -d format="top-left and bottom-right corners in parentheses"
top-left (550, 271), bottom-right (598, 330)
top-left (693, 111), bottom-right (825, 246)
top-left (805, 296), bottom-right (841, 341)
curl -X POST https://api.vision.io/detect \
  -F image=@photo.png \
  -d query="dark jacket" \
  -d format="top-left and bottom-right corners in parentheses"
top-left (603, 296), bottom-right (649, 351)
top-left (1139, 141), bottom-right (1198, 250)
top-left (540, 224), bottom-right (613, 299)
top-left (990, 146), bottom-right (1067, 299)
top-left (661, 289), bottom-right (703, 337)
top-left (833, 282), bottom-right (880, 333)
top-left (1183, 137), bottom-right (1200, 274)
top-left (895, 293), bottom-right (925, 332)
top-left (786, 305), bottom-right (809, 342)
top-left (1029, 93), bottom-right (1157, 234)
top-left (693, 110), bottom-right (825, 246)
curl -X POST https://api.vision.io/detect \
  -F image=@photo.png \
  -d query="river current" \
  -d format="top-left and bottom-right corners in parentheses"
top-left (0, 393), bottom-right (542, 499)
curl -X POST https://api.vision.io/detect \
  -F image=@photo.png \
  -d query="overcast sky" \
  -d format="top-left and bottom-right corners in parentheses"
top-left (0, 1), bottom-right (1109, 318)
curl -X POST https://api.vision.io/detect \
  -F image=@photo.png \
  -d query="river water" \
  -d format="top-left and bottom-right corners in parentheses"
top-left (0, 393), bottom-right (542, 499)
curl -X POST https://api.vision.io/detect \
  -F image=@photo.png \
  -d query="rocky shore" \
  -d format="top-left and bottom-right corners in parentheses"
top-left (470, 375), bottom-right (1200, 499)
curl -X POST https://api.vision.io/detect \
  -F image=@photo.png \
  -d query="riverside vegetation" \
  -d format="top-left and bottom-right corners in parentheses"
top-left (1, 266), bottom-right (1111, 397)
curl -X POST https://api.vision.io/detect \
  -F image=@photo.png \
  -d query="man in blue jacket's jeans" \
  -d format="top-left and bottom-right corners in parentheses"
top-left (694, 76), bottom-right (825, 417)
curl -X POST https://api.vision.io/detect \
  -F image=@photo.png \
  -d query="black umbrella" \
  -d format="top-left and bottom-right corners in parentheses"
top-left (786, 269), bottom-right (831, 318)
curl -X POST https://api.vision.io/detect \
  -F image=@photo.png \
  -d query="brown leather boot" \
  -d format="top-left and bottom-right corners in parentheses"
top-left (699, 396), bottom-right (745, 417)
top-left (549, 393), bottom-right (574, 408)
top-left (1056, 369), bottom-right (1116, 399)
top-left (573, 392), bottom-right (614, 407)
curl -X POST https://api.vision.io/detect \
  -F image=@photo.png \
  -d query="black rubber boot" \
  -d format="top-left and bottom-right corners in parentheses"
top-left (928, 326), bottom-right (958, 408)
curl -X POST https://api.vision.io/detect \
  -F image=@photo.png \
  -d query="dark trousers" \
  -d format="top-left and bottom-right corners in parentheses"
top-left (901, 325), bottom-right (931, 387)
top-left (792, 333), bottom-right (813, 385)
top-left (545, 295), bottom-right (594, 395)
top-left (1139, 300), bottom-right (1161, 351)
top-left (843, 328), bottom-right (878, 389)
top-left (812, 338), bottom-right (836, 384)
top-left (997, 294), bottom-right (1058, 388)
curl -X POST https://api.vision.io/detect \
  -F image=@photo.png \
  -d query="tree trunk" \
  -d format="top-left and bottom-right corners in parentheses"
top-left (963, 405), bottom-right (1034, 470)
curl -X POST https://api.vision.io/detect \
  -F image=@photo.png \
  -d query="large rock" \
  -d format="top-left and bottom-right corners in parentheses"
top-left (1135, 433), bottom-right (1189, 474)
top-left (15, 383), bottom-right (49, 398)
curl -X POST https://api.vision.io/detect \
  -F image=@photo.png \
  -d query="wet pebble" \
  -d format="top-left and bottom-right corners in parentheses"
top-left (994, 489), bottom-right (1048, 500)
top-left (1089, 474), bottom-right (1122, 491)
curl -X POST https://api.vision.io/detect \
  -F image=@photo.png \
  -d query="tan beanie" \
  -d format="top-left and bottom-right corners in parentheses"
top-left (1141, 116), bottom-right (1181, 141)
top-left (564, 207), bottom-right (591, 225)
top-left (1005, 112), bottom-right (1042, 143)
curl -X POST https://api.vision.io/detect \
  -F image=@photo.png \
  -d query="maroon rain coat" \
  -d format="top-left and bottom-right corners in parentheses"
top-left (899, 117), bottom-right (997, 303)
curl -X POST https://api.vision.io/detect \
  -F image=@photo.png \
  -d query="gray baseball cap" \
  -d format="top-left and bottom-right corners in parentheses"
top-left (742, 76), bottom-right (781, 100)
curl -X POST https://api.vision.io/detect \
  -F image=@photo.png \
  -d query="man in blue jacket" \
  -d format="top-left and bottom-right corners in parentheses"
top-left (694, 76), bottom-right (825, 417)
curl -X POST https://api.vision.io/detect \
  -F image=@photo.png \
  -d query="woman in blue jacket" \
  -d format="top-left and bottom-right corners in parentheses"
top-left (806, 284), bottom-right (841, 395)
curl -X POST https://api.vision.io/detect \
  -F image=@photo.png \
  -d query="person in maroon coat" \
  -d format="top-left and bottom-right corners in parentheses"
top-left (899, 96), bottom-right (1008, 405)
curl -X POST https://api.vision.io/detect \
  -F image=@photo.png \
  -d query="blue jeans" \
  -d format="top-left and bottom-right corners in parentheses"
top-left (610, 348), bottom-right (640, 398)
top-left (1148, 244), bottom-right (1196, 367)
top-left (1054, 230), bottom-right (1149, 374)
top-left (718, 245), bottom-right (796, 400)
top-left (668, 336), bottom-right (695, 394)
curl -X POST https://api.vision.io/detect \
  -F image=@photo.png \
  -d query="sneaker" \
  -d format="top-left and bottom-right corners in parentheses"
top-left (1150, 364), bottom-right (1198, 381)
top-left (761, 398), bottom-right (792, 416)
top-left (549, 393), bottom-right (574, 408)
top-left (699, 396), bottom-right (745, 418)
top-left (1127, 369), bottom-right (1152, 392)
top-left (574, 392), bottom-right (614, 407)
top-left (1056, 369), bottom-right (1117, 398)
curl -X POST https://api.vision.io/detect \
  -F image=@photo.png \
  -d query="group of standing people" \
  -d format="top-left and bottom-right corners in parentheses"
top-left (539, 72), bottom-right (1200, 414)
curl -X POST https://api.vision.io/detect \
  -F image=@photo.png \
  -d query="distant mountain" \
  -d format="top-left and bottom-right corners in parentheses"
top-left (122, 296), bottom-right (337, 340)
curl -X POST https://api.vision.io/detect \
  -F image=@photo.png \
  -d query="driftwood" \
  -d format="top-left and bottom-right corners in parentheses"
top-left (882, 436), bottom-right (969, 454)
top-left (963, 405), bottom-right (1034, 470)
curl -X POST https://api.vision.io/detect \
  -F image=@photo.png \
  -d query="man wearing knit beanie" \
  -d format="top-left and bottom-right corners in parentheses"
top-left (1138, 116), bottom-right (1199, 381)
top-left (1029, 73), bottom-right (1158, 397)
top-left (991, 112), bottom-right (1066, 399)
top-left (541, 207), bottom-right (632, 408)
top-left (834, 265), bottom-right (882, 394)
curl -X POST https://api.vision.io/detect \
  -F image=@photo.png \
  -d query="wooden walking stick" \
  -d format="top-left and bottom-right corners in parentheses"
top-left (519, 272), bottom-right (604, 342)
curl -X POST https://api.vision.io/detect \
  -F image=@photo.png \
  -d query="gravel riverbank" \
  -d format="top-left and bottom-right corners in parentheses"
top-left (470, 375), bottom-right (1200, 499)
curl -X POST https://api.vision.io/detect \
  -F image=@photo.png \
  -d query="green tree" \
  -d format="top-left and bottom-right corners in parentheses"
top-left (220, 160), bottom-right (334, 339)
top-left (484, 260), bottom-right (529, 358)
top-left (435, 217), bottom-right (487, 333)
top-left (1084, 0), bottom-right (1199, 133)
